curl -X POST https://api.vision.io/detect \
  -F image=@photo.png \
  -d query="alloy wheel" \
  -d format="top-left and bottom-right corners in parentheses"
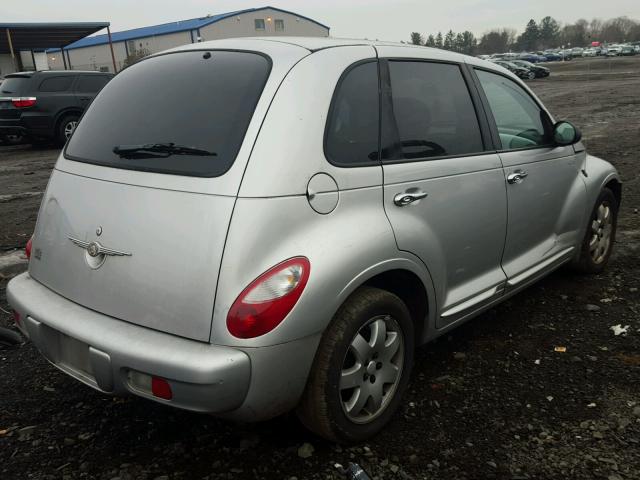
top-left (589, 201), bottom-right (613, 264)
top-left (339, 315), bottom-right (404, 424)
top-left (64, 120), bottom-right (78, 140)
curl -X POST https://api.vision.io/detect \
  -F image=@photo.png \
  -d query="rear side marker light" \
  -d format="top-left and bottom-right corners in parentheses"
top-left (227, 257), bottom-right (310, 339)
top-left (11, 97), bottom-right (37, 108)
top-left (25, 236), bottom-right (33, 260)
top-left (13, 310), bottom-right (21, 327)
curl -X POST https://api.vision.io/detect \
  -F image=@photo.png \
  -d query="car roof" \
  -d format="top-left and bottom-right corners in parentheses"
top-left (170, 36), bottom-right (515, 80)
top-left (6, 70), bottom-right (112, 78)
top-left (180, 35), bottom-right (464, 57)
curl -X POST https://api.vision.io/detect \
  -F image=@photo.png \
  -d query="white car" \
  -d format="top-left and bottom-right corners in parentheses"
top-left (607, 46), bottom-right (622, 56)
top-left (582, 48), bottom-right (597, 57)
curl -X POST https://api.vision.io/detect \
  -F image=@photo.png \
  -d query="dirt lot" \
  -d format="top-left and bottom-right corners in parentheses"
top-left (1, 56), bottom-right (639, 480)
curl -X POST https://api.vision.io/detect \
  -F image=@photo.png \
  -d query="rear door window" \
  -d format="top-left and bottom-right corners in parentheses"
top-left (38, 76), bottom-right (74, 92)
top-left (385, 61), bottom-right (484, 161)
top-left (76, 75), bottom-right (111, 93)
top-left (65, 51), bottom-right (271, 177)
top-left (325, 61), bottom-right (380, 166)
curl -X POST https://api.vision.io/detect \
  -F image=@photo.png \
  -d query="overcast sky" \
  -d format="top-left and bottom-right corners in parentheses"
top-left (2, 0), bottom-right (639, 41)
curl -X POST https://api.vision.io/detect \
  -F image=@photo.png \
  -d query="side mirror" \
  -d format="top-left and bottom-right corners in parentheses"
top-left (553, 121), bottom-right (582, 146)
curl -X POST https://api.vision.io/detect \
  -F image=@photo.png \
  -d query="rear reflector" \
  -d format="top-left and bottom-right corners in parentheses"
top-left (151, 377), bottom-right (173, 400)
top-left (129, 370), bottom-right (173, 400)
top-left (11, 97), bottom-right (37, 108)
top-left (13, 310), bottom-right (21, 327)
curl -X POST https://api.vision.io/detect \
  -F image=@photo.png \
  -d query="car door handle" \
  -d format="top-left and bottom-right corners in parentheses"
top-left (507, 170), bottom-right (528, 184)
top-left (393, 190), bottom-right (428, 206)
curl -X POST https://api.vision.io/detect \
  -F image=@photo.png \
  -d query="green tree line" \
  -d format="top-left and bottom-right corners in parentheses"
top-left (410, 15), bottom-right (640, 54)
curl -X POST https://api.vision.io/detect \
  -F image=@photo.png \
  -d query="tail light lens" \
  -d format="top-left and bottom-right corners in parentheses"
top-left (11, 97), bottom-right (37, 108)
top-left (25, 236), bottom-right (33, 260)
top-left (227, 257), bottom-right (310, 339)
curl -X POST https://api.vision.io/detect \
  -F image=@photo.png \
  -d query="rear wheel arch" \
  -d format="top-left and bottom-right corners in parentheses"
top-left (361, 269), bottom-right (429, 344)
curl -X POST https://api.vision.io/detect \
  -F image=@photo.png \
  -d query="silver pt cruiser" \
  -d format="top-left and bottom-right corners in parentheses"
top-left (7, 37), bottom-right (620, 443)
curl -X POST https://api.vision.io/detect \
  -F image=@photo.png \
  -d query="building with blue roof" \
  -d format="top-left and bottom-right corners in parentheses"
top-left (47, 6), bottom-right (329, 72)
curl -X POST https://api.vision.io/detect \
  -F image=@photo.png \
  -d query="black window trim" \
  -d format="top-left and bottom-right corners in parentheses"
top-left (63, 48), bottom-right (273, 178)
top-left (323, 57), bottom-right (382, 168)
top-left (380, 57), bottom-right (497, 166)
top-left (469, 66), bottom-right (557, 154)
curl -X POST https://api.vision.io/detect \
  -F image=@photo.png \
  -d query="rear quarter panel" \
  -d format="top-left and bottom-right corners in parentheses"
top-left (211, 189), bottom-right (436, 348)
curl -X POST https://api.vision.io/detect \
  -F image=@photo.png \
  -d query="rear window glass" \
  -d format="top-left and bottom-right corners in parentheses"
top-left (39, 76), bottom-right (74, 92)
top-left (65, 51), bottom-right (271, 177)
top-left (0, 76), bottom-right (29, 95)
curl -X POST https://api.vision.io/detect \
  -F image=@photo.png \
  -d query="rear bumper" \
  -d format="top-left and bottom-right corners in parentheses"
top-left (0, 118), bottom-right (27, 135)
top-left (7, 273), bottom-right (251, 413)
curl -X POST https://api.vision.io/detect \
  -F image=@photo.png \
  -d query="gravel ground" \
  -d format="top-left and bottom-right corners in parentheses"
top-left (1, 56), bottom-right (639, 480)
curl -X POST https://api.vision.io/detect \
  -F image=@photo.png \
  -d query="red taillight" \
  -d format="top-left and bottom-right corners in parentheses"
top-left (227, 257), bottom-right (310, 339)
top-left (25, 236), bottom-right (33, 260)
top-left (11, 97), bottom-right (37, 109)
top-left (151, 377), bottom-right (173, 400)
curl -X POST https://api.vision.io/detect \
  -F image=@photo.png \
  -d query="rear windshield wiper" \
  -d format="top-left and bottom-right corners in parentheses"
top-left (113, 143), bottom-right (217, 158)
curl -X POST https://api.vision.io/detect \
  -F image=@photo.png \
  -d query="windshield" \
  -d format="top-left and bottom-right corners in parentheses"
top-left (0, 76), bottom-right (30, 95)
top-left (65, 50), bottom-right (271, 177)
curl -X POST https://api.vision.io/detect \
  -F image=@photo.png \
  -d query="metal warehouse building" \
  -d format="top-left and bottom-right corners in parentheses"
top-left (47, 6), bottom-right (329, 72)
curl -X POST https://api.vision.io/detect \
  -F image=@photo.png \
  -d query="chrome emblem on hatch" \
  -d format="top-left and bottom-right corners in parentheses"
top-left (68, 236), bottom-right (131, 269)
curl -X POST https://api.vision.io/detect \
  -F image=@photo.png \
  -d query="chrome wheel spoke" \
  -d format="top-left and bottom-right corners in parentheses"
top-left (340, 363), bottom-right (363, 390)
top-left (369, 318), bottom-right (387, 352)
top-left (380, 331), bottom-right (400, 362)
top-left (378, 362), bottom-right (399, 384)
top-left (350, 333), bottom-right (371, 364)
top-left (345, 385), bottom-right (369, 416)
top-left (589, 234), bottom-right (598, 251)
top-left (369, 380), bottom-right (384, 412)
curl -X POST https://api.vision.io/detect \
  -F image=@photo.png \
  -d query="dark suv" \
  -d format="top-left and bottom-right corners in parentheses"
top-left (0, 70), bottom-right (113, 145)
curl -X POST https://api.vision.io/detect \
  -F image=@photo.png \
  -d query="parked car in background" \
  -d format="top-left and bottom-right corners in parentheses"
top-left (543, 51), bottom-right (563, 61)
top-left (0, 70), bottom-right (113, 145)
top-left (517, 53), bottom-right (541, 63)
top-left (493, 60), bottom-right (535, 79)
top-left (571, 47), bottom-right (584, 56)
top-left (512, 60), bottom-right (550, 78)
top-left (561, 49), bottom-right (574, 59)
top-left (7, 37), bottom-right (621, 443)
top-left (582, 48), bottom-right (597, 57)
top-left (607, 45), bottom-right (623, 56)
top-left (621, 45), bottom-right (635, 56)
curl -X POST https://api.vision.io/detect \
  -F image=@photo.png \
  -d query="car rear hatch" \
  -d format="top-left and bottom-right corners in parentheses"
top-left (28, 43), bottom-right (309, 342)
top-left (0, 74), bottom-right (32, 120)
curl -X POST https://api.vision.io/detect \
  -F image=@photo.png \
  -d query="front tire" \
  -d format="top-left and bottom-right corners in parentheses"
top-left (572, 188), bottom-right (618, 274)
top-left (297, 287), bottom-right (414, 443)
top-left (527, 71), bottom-right (536, 80)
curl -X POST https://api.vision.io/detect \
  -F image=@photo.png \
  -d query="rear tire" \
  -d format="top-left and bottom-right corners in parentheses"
top-left (56, 114), bottom-right (79, 146)
top-left (297, 287), bottom-right (414, 443)
top-left (527, 71), bottom-right (536, 80)
top-left (572, 188), bottom-right (618, 274)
